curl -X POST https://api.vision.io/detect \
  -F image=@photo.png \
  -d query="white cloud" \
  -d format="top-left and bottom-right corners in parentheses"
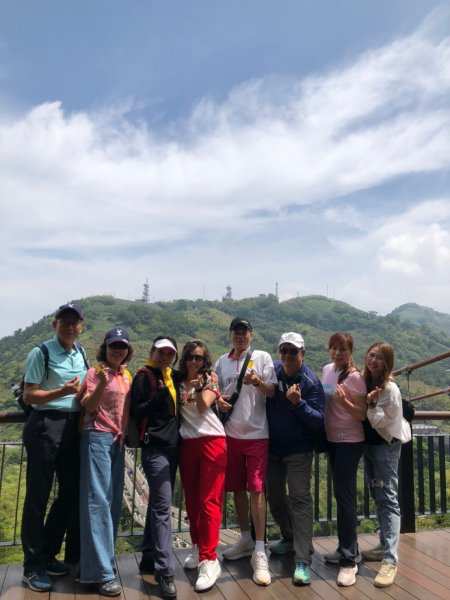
top-left (1, 9), bottom-right (450, 335)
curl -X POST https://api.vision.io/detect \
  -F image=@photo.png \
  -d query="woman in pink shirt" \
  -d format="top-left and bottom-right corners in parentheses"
top-left (79, 328), bottom-right (133, 596)
top-left (321, 333), bottom-right (366, 587)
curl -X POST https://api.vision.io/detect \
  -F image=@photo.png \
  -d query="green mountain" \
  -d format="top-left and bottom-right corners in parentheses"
top-left (1, 294), bottom-right (450, 415)
top-left (390, 303), bottom-right (450, 338)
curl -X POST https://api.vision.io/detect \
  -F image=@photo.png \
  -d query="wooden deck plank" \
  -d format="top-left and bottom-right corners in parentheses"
top-left (357, 535), bottom-right (444, 600)
top-left (313, 537), bottom-right (399, 600)
top-left (50, 573), bottom-right (76, 600)
top-left (398, 536), bottom-right (450, 578)
top-left (268, 552), bottom-right (335, 600)
top-left (403, 532), bottom-right (450, 566)
top-left (0, 566), bottom-right (8, 597)
top-left (1, 564), bottom-right (49, 600)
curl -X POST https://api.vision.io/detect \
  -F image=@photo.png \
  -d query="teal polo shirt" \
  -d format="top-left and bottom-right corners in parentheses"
top-left (24, 336), bottom-right (88, 412)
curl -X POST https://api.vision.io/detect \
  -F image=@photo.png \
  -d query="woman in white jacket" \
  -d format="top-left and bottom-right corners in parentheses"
top-left (362, 342), bottom-right (411, 589)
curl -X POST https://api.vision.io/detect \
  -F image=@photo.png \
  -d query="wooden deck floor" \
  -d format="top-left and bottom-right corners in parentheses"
top-left (1, 530), bottom-right (450, 600)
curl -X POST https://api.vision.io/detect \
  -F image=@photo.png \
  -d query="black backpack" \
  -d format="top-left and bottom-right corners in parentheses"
top-left (17, 342), bottom-right (89, 417)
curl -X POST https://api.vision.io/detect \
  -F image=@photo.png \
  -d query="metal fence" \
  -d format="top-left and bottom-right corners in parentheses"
top-left (0, 432), bottom-right (448, 548)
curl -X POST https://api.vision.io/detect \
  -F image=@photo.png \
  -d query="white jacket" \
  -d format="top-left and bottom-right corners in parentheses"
top-left (367, 381), bottom-right (411, 444)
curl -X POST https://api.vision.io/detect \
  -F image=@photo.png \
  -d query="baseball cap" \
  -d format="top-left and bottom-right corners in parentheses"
top-left (55, 302), bottom-right (84, 320)
top-left (229, 317), bottom-right (253, 332)
top-left (104, 327), bottom-right (130, 345)
top-left (278, 332), bottom-right (305, 350)
top-left (154, 338), bottom-right (177, 353)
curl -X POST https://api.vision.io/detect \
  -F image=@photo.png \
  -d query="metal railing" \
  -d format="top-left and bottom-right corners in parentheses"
top-left (0, 417), bottom-right (448, 547)
top-left (1, 345), bottom-right (449, 546)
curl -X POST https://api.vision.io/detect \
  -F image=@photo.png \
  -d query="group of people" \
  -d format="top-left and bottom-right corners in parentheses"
top-left (20, 302), bottom-right (411, 598)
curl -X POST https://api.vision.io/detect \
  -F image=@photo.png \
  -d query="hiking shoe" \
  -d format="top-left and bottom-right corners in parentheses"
top-left (269, 538), bottom-right (294, 555)
top-left (362, 544), bottom-right (384, 562)
top-left (222, 537), bottom-right (255, 560)
top-left (98, 579), bottom-right (122, 597)
top-left (155, 574), bottom-right (177, 599)
top-left (293, 562), bottom-right (311, 586)
top-left (251, 550), bottom-right (271, 586)
top-left (194, 559), bottom-right (221, 592)
top-left (139, 554), bottom-right (155, 574)
top-left (46, 558), bottom-right (69, 577)
top-left (324, 549), bottom-right (362, 564)
top-left (23, 570), bottom-right (52, 592)
top-left (324, 549), bottom-right (342, 564)
top-left (183, 545), bottom-right (199, 569)
top-left (374, 561), bottom-right (397, 588)
top-left (337, 565), bottom-right (358, 587)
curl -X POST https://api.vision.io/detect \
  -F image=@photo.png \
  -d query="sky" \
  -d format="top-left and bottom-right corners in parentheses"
top-left (1, 1), bottom-right (450, 337)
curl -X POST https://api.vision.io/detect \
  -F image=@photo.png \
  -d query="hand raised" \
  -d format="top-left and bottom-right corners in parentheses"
top-left (62, 376), bottom-right (81, 395)
top-left (286, 383), bottom-right (301, 406)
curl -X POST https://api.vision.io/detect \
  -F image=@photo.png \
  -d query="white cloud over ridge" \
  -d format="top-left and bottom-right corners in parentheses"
top-left (1, 9), bottom-right (450, 335)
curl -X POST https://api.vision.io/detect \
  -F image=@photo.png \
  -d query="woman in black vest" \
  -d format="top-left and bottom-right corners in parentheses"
top-left (130, 336), bottom-right (179, 599)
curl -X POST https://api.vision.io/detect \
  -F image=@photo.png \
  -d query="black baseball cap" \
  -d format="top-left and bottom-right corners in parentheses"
top-left (55, 302), bottom-right (84, 320)
top-left (104, 327), bottom-right (130, 345)
top-left (229, 317), bottom-right (253, 332)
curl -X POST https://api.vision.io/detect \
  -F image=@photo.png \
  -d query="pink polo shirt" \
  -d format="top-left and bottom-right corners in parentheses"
top-left (322, 363), bottom-right (366, 443)
top-left (82, 366), bottom-right (131, 441)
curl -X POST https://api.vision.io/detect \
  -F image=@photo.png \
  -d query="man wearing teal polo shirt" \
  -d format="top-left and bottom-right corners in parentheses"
top-left (21, 303), bottom-right (88, 592)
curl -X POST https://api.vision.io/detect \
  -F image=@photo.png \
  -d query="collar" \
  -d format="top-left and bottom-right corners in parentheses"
top-left (53, 335), bottom-right (79, 355)
top-left (228, 346), bottom-right (251, 360)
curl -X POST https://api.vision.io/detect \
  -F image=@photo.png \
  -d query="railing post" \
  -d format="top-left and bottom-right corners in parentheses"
top-left (399, 436), bottom-right (415, 533)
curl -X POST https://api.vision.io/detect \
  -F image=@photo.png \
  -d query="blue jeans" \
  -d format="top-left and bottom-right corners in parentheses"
top-left (79, 430), bottom-right (125, 583)
top-left (364, 441), bottom-right (401, 564)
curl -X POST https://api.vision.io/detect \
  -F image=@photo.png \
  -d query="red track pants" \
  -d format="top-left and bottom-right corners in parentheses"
top-left (179, 436), bottom-right (227, 561)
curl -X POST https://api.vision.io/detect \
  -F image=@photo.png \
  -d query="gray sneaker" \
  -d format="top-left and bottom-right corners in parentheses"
top-left (362, 544), bottom-right (384, 562)
top-left (324, 549), bottom-right (362, 564)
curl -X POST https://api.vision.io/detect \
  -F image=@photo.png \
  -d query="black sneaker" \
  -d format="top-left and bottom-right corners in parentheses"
top-left (98, 579), bottom-right (122, 597)
top-left (139, 555), bottom-right (155, 574)
top-left (23, 570), bottom-right (52, 592)
top-left (155, 574), bottom-right (177, 599)
top-left (46, 558), bottom-right (69, 577)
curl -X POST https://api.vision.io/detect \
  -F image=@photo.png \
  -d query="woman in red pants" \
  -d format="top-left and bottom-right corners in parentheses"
top-left (177, 340), bottom-right (226, 592)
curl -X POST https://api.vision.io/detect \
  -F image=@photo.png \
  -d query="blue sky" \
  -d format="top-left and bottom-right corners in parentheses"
top-left (1, 1), bottom-right (449, 336)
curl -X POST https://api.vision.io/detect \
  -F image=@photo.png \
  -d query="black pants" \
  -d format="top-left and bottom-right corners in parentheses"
top-left (21, 410), bottom-right (81, 572)
top-left (328, 442), bottom-right (364, 566)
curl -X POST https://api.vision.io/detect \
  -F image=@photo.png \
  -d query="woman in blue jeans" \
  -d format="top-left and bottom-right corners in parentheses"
top-left (79, 328), bottom-right (133, 596)
top-left (363, 342), bottom-right (411, 589)
top-left (130, 336), bottom-right (179, 600)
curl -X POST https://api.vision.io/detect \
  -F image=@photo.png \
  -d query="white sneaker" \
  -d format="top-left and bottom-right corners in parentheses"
top-left (222, 537), bottom-right (255, 560)
top-left (337, 565), bottom-right (358, 587)
top-left (251, 550), bottom-right (271, 586)
top-left (184, 545), bottom-right (199, 569)
top-left (194, 559), bottom-right (221, 592)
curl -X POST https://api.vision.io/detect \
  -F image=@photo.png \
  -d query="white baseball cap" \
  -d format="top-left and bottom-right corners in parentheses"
top-left (278, 332), bottom-right (305, 350)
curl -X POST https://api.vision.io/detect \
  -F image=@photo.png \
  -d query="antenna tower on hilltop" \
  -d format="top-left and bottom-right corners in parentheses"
top-left (223, 285), bottom-right (233, 301)
top-left (142, 279), bottom-right (150, 304)
top-left (275, 281), bottom-right (279, 300)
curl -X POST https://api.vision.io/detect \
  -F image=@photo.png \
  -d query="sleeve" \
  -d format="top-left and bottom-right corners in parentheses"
top-left (24, 347), bottom-right (45, 385)
top-left (367, 382), bottom-right (401, 430)
top-left (83, 368), bottom-right (98, 394)
top-left (130, 370), bottom-right (153, 421)
top-left (260, 352), bottom-right (277, 385)
top-left (345, 371), bottom-right (367, 395)
top-left (291, 373), bottom-right (325, 431)
top-left (213, 358), bottom-right (224, 389)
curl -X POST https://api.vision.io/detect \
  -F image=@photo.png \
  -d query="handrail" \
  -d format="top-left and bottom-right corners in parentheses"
top-left (414, 410), bottom-right (450, 420)
top-left (393, 349), bottom-right (450, 376)
top-left (409, 388), bottom-right (450, 403)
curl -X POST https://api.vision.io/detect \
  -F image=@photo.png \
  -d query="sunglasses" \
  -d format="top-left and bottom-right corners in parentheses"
top-left (109, 342), bottom-right (128, 350)
top-left (186, 354), bottom-right (205, 362)
top-left (280, 347), bottom-right (300, 356)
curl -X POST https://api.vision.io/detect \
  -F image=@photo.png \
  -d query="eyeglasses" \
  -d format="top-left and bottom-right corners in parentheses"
top-left (280, 347), bottom-right (300, 356)
top-left (186, 354), bottom-right (205, 362)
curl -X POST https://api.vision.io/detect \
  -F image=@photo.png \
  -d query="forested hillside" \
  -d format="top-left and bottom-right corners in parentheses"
top-left (1, 294), bottom-right (450, 415)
